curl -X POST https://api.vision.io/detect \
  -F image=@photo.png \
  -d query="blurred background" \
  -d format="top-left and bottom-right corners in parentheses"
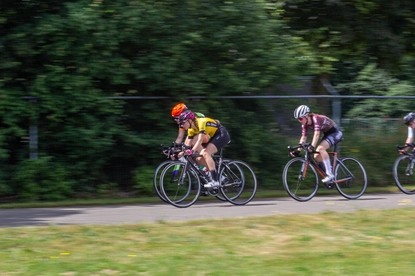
top-left (0, 0), bottom-right (414, 201)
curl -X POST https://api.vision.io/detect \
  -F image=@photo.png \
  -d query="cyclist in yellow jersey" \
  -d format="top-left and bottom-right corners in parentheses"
top-left (177, 110), bottom-right (230, 189)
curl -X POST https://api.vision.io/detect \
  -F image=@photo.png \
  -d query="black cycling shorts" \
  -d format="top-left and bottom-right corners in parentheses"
top-left (208, 126), bottom-right (230, 151)
top-left (322, 126), bottom-right (343, 147)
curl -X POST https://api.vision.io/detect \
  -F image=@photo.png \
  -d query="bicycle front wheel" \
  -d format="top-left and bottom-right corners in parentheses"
top-left (160, 162), bottom-right (201, 208)
top-left (219, 160), bottom-right (257, 205)
top-left (393, 155), bottom-right (415, 195)
top-left (334, 157), bottom-right (367, 199)
top-left (282, 158), bottom-right (319, 202)
top-left (153, 160), bottom-right (174, 203)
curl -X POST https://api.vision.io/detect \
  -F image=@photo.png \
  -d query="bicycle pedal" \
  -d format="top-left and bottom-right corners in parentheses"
top-left (324, 183), bottom-right (334, 190)
top-left (200, 191), bottom-right (209, 196)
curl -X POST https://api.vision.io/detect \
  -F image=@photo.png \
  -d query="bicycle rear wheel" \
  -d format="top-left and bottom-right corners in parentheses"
top-left (334, 157), bottom-right (367, 199)
top-left (393, 155), bottom-right (415, 194)
top-left (282, 158), bottom-right (319, 202)
top-left (214, 158), bottom-right (233, 202)
top-left (153, 160), bottom-right (174, 203)
top-left (219, 160), bottom-right (257, 205)
top-left (160, 162), bottom-right (201, 208)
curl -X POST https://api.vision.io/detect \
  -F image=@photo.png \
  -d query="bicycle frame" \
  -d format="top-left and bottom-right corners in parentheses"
top-left (177, 148), bottom-right (226, 187)
top-left (295, 143), bottom-right (355, 185)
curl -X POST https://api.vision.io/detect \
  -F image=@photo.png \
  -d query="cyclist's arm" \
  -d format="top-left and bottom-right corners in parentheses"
top-left (401, 127), bottom-right (415, 153)
top-left (177, 136), bottom-right (194, 159)
top-left (311, 130), bottom-right (321, 148)
top-left (403, 136), bottom-right (414, 152)
top-left (295, 135), bottom-right (307, 154)
top-left (191, 134), bottom-right (204, 154)
top-left (174, 128), bottom-right (186, 144)
top-left (299, 135), bottom-right (307, 145)
top-left (183, 136), bottom-right (193, 148)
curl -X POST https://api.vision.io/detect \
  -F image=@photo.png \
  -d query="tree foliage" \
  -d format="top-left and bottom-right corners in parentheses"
top-left (2, 0), bottom-right (415, 199)
top-left (0, 0), bottom-right (316, 199)
top-left (337, 64), bottom-right (415, 118)
top-left (282, 0), bottom-right (415, 81)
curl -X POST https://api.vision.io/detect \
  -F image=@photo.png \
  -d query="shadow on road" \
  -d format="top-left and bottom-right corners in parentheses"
top-left (0, 208), bottom-right (83, 228)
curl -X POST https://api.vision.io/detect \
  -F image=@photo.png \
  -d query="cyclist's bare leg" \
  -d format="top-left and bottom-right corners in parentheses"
top-left (191, 134), bottom-right (208, 167)
top-left (316, 140), bottom-right (333, 176)
top-left (201, 143), bottom-right (218, 180)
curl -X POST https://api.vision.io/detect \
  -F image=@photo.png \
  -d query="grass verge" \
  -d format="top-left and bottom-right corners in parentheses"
top-left (0, 208), bottom-right (414, 275)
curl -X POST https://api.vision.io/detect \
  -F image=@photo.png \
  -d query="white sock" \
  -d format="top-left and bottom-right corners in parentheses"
top-left (323, 159), bottom-right (332, 176)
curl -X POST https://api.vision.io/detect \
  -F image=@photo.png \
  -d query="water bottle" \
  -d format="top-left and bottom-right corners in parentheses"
top-left (200, 165), bottom-right (210, 175)
top-left (171, 157), bottom-right (187, 182)
top-left (170, 164), bottom-right (181, 182)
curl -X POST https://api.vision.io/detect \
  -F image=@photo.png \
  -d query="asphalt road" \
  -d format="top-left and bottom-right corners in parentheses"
top-left (0, 193), bottom-right (414, 228)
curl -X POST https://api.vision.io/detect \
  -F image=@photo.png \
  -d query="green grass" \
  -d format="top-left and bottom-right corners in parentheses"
top-left (1, 208), bottom-right (415, 275)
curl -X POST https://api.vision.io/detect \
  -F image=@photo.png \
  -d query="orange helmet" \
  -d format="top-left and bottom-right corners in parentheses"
top-left (171, 103), bottom-right (187, 117)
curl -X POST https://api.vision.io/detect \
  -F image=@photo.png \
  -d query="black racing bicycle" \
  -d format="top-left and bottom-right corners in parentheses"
top-left (282, 142), bottom-right (367, 202)
top-left (158, 145), bottom-right (257, 208)
top-left (393, 143), bottom-right (415, 194)
top-left (153, 143), bottom-right (231, 203)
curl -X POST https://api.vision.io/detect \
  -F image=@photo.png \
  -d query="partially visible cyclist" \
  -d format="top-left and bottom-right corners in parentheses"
top-left (292, 105), bottom-right (343, 184)
top-left (399, 112), bottom-right (415, 154)
top-left (177, 110), bottom-right (230, 189)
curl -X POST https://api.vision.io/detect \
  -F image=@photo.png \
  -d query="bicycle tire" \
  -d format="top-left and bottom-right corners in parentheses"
top-left (213, 158), bottom-right (233, 202)
top-left (160, 162), bottom-right (201, 208)
top-left (282, 157), bottom-right (319, 202)
top-left (219, 160), bottom-right (257, 205)
top-left (393, 155), bottom-right (415, 195)
top-left (153, 160), bottom-right (175, 203)
top-left (334, 157), bottom-right (367, 199)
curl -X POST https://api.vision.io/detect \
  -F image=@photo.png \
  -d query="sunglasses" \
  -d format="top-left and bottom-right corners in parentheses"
top-left (298, 116), bottom-right (306, 122)
top-left (179, 120), bottom-right (188, 128)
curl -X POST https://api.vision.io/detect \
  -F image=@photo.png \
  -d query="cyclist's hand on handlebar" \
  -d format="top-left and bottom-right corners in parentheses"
top-left (169, 152), bottom-right (178, 160)
top-left (398, 149), bottom-right (407, 155)
top-left (307, 145), bottom-right (315, 153)
top-left (177, 151), bottom-right (185, 159)
top-left (290, 150), bottom-right (300, 157)
top-left (185, 149), bottom-right (194, 156)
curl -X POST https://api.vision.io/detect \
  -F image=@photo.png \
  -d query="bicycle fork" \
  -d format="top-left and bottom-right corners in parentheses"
top-left (405, 158), bottom-right (415, 176)
top-left (298, 161), bottom-right (309, 181)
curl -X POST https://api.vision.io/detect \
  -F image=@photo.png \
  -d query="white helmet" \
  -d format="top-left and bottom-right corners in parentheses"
top-left (294, 105), bottom-right (310, 119)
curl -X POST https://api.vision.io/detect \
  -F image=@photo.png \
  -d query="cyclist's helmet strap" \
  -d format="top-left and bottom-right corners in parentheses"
top-left (294, 105), bottom-right (310, 119)
top-left (403, 112), bottom-right (415, 125)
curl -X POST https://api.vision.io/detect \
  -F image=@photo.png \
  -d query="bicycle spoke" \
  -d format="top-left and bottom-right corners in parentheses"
top-left (219, 160), bottom-right (257, 205)
top-left (160, 162), bottom-right (200, 208)
top-left (282, 158), bottom-right (319, 201)
top-left (335, 157), bottom-right (367, 199)
top-left (153, 160), bottom-right (176, 203)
